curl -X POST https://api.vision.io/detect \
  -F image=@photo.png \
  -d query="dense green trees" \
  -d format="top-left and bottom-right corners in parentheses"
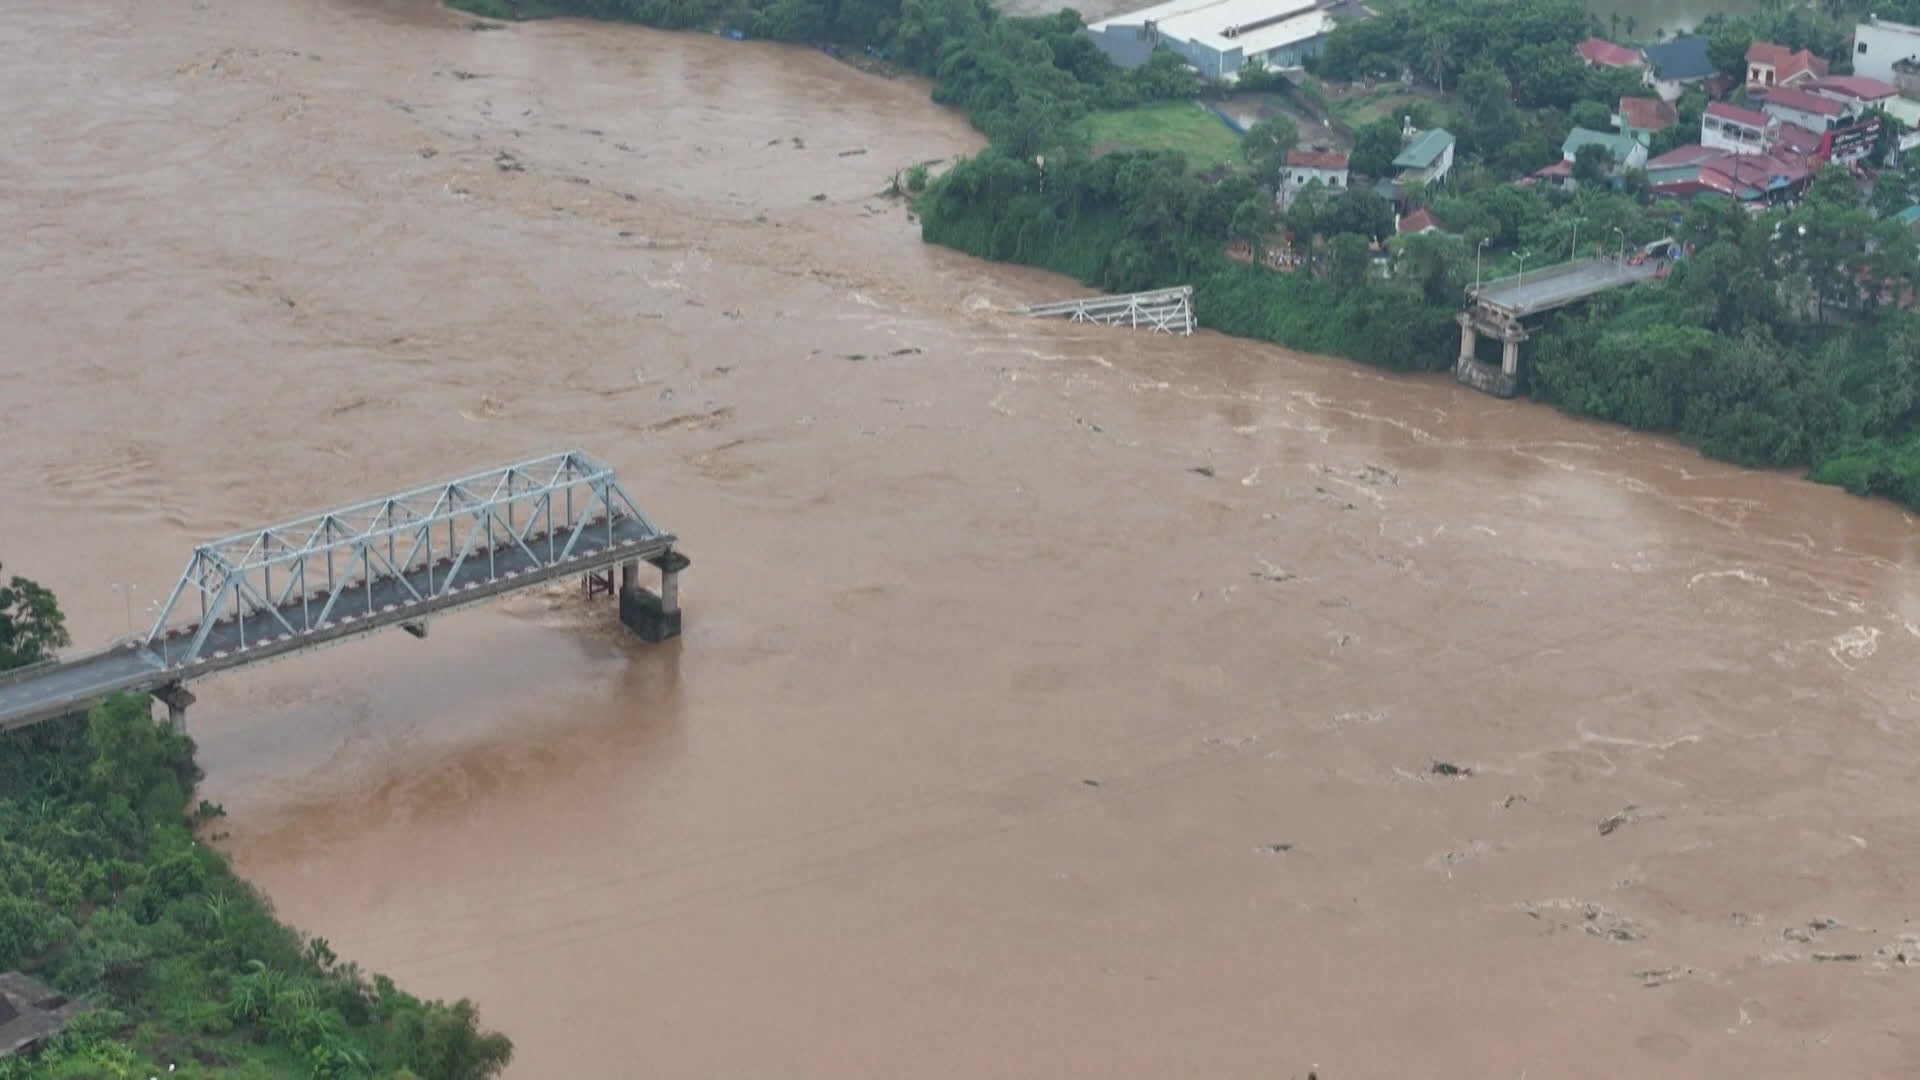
top-left (1239, 115), bottom-right (1300, 187)
top-left (0, 574), bottom-right (512, 1079)
top-left (1522, 176), bottom-right (1920, 492)
top-left (0, 563), bottom-right (68, 672)
top-left (1349, 114), bottom-right (1411, 177)
top-left (1572, 143), bottom-right (1615, 186)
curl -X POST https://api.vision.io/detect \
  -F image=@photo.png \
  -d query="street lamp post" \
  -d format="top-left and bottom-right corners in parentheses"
top-left (1569, 219), bottom-right (1581, 262)
top-left (1476, 237), bottom-right (1490, 291)
top-left (1612, 226), bottom-right (1626, 263)
top-left (111, 583), bottom-right (136, 646)
top-left (1517, 249), bottom-right (1531, 285)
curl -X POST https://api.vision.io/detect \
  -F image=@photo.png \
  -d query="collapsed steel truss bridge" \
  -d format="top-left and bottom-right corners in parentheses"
top-left (1020, 286), bottom-right (1195, 335)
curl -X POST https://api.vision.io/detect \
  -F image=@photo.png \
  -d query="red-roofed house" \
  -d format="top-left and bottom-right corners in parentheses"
top-left (1758, 85), bottom-right (1847, 131)
top-left (1281, 148), bottom-right (1350, 190)
top-left (1702, 101), bottom-right (1773, 154)
top-left (1647, 144), bottom-right (1725, 169)
top-left (1700, 149), bottom-right (1811, 199)
top-left (1396, 207), bottom-right (1444, 235)
top-left (1746, 42), bottom-right (1829, 89)
top-left (1647, 145), bottom-right (1811, 202)
top-left (1531, 158), bottom-right (1576, 190)
top-left (1807, 75), bottom-right (1897, 115)
top-left (1576, 38), bottom-right (1643, 69)
top-left (1616, 96), bottom-right (1679, 144)
top-left (1772, 120), bottom-right (1825, 157)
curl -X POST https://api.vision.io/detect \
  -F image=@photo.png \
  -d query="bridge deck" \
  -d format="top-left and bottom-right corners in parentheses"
top-left (0, 515), bottom-right (670, 731)
top-left (1472, 258), bottom-right (1662, 318)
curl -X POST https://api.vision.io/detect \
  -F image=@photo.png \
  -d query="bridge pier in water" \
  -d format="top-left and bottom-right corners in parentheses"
top-left (616, 550), bottom-right (690, 643)
top-left (1454, 312), bottom-right (1523, 399)
top-left (151, 683), bottom-right (195, 733)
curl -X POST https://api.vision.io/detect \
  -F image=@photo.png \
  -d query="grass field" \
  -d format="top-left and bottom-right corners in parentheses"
top-left (1330, 85), bottom-right (1453, 129)
top-left (1080, 102), bottom-right (1244, 170)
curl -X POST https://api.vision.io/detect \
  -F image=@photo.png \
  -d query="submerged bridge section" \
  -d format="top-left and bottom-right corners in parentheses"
top-left (1456, 248), bottom-right (1670, 397)
top-left (1021, 286), bottom-right (1195, 335)
top-left (0, 450), bottom-right (688, 733)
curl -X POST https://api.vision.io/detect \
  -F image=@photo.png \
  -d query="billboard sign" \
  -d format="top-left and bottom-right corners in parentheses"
top-left (1821, 116), bottom-right (1881, 165)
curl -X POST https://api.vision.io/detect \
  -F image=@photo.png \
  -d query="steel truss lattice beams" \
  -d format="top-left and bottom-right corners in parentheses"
top-left (1021, 287), bottom-right (1195, 335)
top-left (143, 450), bottom-right (661, 668)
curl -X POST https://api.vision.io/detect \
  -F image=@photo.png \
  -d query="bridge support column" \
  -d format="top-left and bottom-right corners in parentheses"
top-left (618, 551), bottom-right (690, 643)
top-left (151, 683), bottom-right (195, 734)
top-left (1453, 311), bottom-right (1522, 399)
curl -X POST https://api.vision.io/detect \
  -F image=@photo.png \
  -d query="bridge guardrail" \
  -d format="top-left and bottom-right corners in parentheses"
top-left (0, 641), bottom-right (147, 690)
top-left (1473, 256), bottom-right (1616, 295)
top-left (0, 656), bottom-right (61, 689)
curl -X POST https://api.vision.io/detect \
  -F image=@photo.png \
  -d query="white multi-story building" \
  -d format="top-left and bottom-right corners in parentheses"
top-left (1759, 85), bottom-right (1849, 132)
top-left (1852, 15), bottom-right (1920, 84)
top-left (1280, 148), bottom-right (1349, 189)
top-left (1701, 102), bottom-right (1774, 155)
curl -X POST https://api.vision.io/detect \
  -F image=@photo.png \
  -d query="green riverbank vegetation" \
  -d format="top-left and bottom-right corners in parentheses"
top-left (0, 565), bottom-right (512, 1079)
top-left (459, 0), bottom-right (1920, 508)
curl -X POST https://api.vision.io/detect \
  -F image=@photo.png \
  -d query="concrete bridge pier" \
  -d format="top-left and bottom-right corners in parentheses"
top-left (1454, 312), bottom-right (1523, 399)
top-left (618, 550), bottom-right (690, 643)
top-left (151, 683), bottom-right (195, 733)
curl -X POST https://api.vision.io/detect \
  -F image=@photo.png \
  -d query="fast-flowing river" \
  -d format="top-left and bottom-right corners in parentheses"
top-left (4, 0), bottom-right (1919, 1075)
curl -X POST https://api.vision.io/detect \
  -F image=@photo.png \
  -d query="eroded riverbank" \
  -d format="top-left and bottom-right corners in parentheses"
top-left (4, 1), bottom-right (1920, 1076)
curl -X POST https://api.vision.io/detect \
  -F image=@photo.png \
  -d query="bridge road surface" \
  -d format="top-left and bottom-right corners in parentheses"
top-left (0, 515), bottom-right (672, 732)
top-left (1473, 257), bottom-right (1664, 318)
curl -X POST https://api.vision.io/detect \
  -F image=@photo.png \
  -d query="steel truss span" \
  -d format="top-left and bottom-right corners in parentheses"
top-left (0, 450), bottom-right (684, 732)
top-left (146, 450), bottom-right (662, 668)
top-left (1021, 286), bottom-right (1196, 335)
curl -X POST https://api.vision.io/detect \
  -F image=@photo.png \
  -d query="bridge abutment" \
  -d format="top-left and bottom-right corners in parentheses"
top-left (1453, 312), bottom-right (1521, 399)
top-left (617, 551), bottom-right (690, 643)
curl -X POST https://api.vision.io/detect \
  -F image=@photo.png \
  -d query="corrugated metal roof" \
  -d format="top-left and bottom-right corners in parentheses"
top-left (1576, 38), bottom-right (1642, 67)
top-left (1286, 148), bottom-right (1350, 170)
top-left (1392, 128), bottom-right (1453, 169)
top-left (1080, 27), bottom-right (1160, 70)
top-left (1642, 36), bottom-right (1714, 81)
top-left (1706, 101), bottom-right (1770, 128)
top-left (1618, 96), bottom-right (1678, 131)
top-left (1562, 126), bottom-right (1641, 161)
top-left (1806, 75), bottom-right (1894, 99)
top-left (1760, 86), bottom-right (1846, 117)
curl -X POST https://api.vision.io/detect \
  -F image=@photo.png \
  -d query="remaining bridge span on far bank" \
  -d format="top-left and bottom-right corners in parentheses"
top-left (1472, 257), bottom-right (1665, 319)
top-left (1456, 244), bottom-right (1673, 397)
top-left (0, 450), bottom-right (688, 732)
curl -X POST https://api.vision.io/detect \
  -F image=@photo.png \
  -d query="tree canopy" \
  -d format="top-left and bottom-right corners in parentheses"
top-left (0, 579), bottom-right (515, 1079)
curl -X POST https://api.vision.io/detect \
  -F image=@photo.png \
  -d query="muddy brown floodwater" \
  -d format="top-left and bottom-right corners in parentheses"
top-left (6, 0), bottom-right (1920, 1076)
